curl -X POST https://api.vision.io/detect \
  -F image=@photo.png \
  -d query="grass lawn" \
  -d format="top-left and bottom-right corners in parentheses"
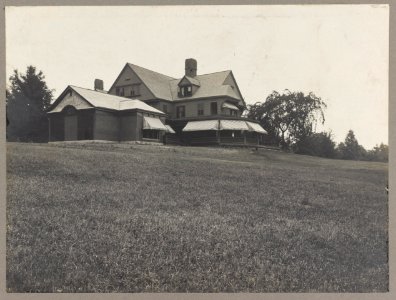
top-left (6, 142), bottom-right (388, 292)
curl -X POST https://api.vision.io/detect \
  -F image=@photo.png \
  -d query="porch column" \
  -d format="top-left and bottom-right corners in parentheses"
top-left (216, 119), bottom-right (220, 145)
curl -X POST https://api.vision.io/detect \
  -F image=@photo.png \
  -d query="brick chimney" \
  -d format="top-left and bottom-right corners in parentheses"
top-left (185, 58), bottom-right (197, 77)
top-left (94, 79), bottom-right (104, 91)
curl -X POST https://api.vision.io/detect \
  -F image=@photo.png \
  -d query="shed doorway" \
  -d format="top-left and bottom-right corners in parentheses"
top-left (64, 106), bottom-right (78, 141)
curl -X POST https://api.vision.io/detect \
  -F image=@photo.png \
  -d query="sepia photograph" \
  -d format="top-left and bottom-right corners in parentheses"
top-left (4, 4), bottom-right (389, 293)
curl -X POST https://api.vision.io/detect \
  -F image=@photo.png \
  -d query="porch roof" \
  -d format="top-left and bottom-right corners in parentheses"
top-left (182, 120), bottom-right (219, 131)
top-left (246, 121), bottom-right (268, 134)
top-left (181, 119), bottom-right (267, 134)
top-left (220, 120), bottom-right (249, 131)
top-left (143, 117), bottom-right (167, 131)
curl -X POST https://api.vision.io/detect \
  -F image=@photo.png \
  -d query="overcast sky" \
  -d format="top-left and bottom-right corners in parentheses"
top-left (6, 5), bottom-right (388, 149)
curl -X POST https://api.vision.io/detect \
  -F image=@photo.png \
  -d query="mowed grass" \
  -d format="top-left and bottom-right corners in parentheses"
top-left (6, 142), bottom-right (388, 292)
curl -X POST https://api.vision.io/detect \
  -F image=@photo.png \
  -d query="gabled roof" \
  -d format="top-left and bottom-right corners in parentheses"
top-left (178, 75), bottom-right (200, 87)
top-left (170, 71), bottom-right (240, 101)
top-left (108, 62), bottom-right (245, 103)
top-left (48, 85), bottom-right (164, 114)
top-left (127, 63), bottom-right (176, 101)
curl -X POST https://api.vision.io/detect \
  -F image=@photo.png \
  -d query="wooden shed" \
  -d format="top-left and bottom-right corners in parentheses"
top-left (47, 85), bottom-right (170, 142)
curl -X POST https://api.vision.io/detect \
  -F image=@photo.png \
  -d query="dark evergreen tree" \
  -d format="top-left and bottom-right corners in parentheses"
top-left (6, 66), bottom-right (53, 142)
top-left (337, 130), bottom-right (366, 160)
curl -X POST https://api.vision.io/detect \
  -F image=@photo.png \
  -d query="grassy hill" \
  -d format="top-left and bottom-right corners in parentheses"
top-left (6, 142), bottom-right (388, 292)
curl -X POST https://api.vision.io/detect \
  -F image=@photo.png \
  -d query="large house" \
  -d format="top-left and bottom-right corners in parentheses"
top-left (47, 59), bottom-right (267, 146)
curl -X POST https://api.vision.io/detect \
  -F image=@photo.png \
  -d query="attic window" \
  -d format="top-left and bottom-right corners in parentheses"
top-left (178, 85), bottom-right (192, 97)
top-left (68, 90), bottom-right (72, 97)
top-left (130, 84), bottom-right (141, 97)
top-left (116, 87), bottom-right (125, 96)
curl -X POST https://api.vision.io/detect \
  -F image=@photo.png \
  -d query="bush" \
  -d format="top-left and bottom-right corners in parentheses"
top-left (293, 132), bottom-right (337, 158)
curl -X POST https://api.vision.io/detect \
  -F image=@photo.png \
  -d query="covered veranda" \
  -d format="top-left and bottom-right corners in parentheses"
top-left (181, 119), bottom-right (267, 146)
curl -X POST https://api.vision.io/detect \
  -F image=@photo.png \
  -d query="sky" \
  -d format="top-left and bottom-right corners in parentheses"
top-left (5, 5), bottom-right (389, 149)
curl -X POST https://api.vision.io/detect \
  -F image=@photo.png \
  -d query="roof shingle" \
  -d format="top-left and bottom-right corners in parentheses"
top-left (126, 64), bottom-right (242, 102)
top-left (127, 63), bottom-right (175, 101)
top-left (49, 86), bottom-right (164, 114)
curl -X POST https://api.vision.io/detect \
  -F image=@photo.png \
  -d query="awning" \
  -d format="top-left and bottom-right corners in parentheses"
top-left (222, 102), bottom-right (239, 110)
top-left (246, 121), bottom-right (267, 134)
top-left (182, 120), bottom-right (219, 132)
top-left (220, 120), bottom-right (249, 131)
top-left (165, 125), bottom-right (175, 134)
top-left (143, 116), bottom-right (167, 131)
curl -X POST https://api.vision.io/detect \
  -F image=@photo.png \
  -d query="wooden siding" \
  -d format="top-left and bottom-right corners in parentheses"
top-left (49, 109), bottom-right (95, 141)
top-left (77, 110), bottom-right (94, 140)
top-left (120, 111), bottom-right (139, 141)
top-left (93, 110), bottom-right (119, 141)
top-left (171, 98), bottom-right (224, 119)
top-left (48, 114), bottom-right (64, 141)
top-left (148, 100), bottom-right (174, 117)
top-left (169, 98), bottom-right (242, 119)
top-left (223, 72), bottom-right (244, 104)
top-left (64, 114), bottom-right (78, 141)
top-left (221, 106), bottom-right (241, 117)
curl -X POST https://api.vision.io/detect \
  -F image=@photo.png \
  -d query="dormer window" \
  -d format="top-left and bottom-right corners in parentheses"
top-left (178, 85), bottom-right (192, 97)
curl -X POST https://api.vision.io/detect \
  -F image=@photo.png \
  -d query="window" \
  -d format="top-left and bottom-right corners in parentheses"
top-left (116, 87), bottom-right (124, 96)
top-left (130, 84), bottom-right (140, 97)
top-left (176, 106), bottom-right (185, 118)
top-left (230, 109), bottom-right (238, 116)
top-left (178, 85), bottom-right (192, 97)
top-left (197, 103), bottom-right (204, 116)
top-left (143, 130), bottom-right (159, 140)
top-left (68, 90), bottom-right (72, 97)
top-left (210, 102), bottom-right (218, 115)
top-left (163, 104), bottom-right (168, 114)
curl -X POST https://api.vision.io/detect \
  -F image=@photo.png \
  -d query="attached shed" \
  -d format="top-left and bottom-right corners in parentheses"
top-left (47, 85), bottom-right (171, 142)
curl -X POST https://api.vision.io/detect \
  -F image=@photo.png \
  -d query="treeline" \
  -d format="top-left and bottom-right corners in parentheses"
top-left (295, 130), bottom-right (388, 162)
top-left (247, 90), bottom-right (388, 162)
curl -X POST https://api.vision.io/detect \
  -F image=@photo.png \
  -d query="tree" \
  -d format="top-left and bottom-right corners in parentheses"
top-left (6, 66), bottom-right (54, 142)
top-left (366, 143), bottom-right (388, 162)
top-left (337, 130), bottom-right (366, 160)
top-left (293, 131), bottom-right (337, 158)
top-left (246, 90), bottom-right (326, 149)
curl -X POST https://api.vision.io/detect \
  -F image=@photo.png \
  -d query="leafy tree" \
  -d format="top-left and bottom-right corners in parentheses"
top-left (246, 90), bottom-right (326, 149)
top-left (6, 66), bottom-right (53, 142)
top-left (366, 143), bottom-right (388, 162)
top-left (337, 130), bottom-right (366, 160)
top-left (293, 131), bottom-right (337, 158)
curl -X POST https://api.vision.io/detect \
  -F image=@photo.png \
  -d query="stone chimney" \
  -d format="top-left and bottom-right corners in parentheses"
top-left (94, 79), bottom-right (104, 91)
top-left (185, 58), bottom-right (197, 77)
